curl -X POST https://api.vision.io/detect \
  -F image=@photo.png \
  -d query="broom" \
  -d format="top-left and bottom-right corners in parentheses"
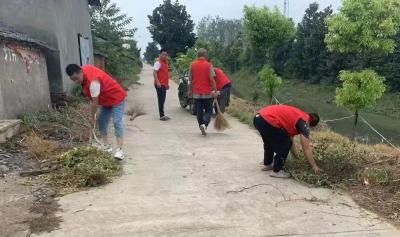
top-left (213, 98), bottom-right (230, 131)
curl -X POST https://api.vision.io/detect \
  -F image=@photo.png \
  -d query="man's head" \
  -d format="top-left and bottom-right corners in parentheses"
top-left (159, 48), bottom-right (168, 61)
top-left (66, 64), bottom-right (83, 84)
top-left (308, 113), bottom-right (320, 127)
top-left (197, 48), bottom-right (208, 59)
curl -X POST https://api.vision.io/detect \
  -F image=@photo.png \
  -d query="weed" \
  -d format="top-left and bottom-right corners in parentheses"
top-left (25, 133), bottom-right (60, 160)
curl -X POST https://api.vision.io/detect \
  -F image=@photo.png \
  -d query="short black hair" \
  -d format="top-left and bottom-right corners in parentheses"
top-left (308, 113), bottom-right (320, 127)
top-left (65, 64), bottom-right (81, 76)
top-left (160, 48), bottom-right (167, 54)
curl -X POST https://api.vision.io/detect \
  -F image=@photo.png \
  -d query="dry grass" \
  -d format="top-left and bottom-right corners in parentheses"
top-left (25, 133), bottom-right (61, 160)
top-left (227, 94), bottom-right (400, 225)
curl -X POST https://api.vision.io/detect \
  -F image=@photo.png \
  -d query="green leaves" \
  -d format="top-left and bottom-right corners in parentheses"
top-left (144, 42), bottom-right (160, 63)
top-left (258, 65), bottom-right (282, 103)
top-left (325, 0), bottom-right (400, 54)
top-left (148, 0), bottom-right (196, 58)
top-left (243, 5), bottom-right (295, 51)
top-left (335, 69), bottom-right (386, 112)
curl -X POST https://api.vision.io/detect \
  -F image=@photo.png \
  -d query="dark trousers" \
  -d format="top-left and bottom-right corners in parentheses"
top-left (253, 115), bottom-right (292, 172)
top-left (215, 83), bottom-right (231, 114)
top-left (155, 86), bottom-right (167, 118)
top-left (194, 98), bottom-right (213, 127)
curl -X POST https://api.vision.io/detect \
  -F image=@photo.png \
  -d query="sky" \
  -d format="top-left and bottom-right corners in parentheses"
top-left (111, 0), bottom-right (342, 53)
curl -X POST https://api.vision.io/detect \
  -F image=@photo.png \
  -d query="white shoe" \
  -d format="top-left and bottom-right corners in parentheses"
top-left (200, 124), bottom-right (207, 136)
top-left (270, 170), bottom-right (290, 178)
top-left (102, 144), bottom-right (113, 153)
top-left (114, 148), bottom-right (125, 160)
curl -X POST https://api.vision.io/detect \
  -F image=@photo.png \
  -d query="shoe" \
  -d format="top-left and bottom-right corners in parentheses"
top-left (160, 116), bottom-right (171, 121)
top-left (102, 144), bottom-right (113, 153)
top-left (114, 148), bottom-right (125, 160)
top-left (270, 170), bottom-right (290, 178)
top-left (261, 165), bottom-right (273, 171)
top-left (200, 124), bottom-right (207, 136)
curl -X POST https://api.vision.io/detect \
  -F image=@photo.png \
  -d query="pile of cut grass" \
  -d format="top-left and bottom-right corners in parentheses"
top-left (49, 147), bottom-right (122, 194)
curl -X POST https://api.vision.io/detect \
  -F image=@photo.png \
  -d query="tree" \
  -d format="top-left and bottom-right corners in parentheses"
top-left (148, 0), bottom-right (196, 58)
top-left (175, 48), bottom-right (197, 74)
top-left (90, 0), bottom-right (142, 83)
top-left (335, 70), bottom-right (385, 138)
top-left (258, 65), bottom-right (283, 104)
top-left (243, 5), bottom-right (295, 67)
top-left (144, 42), bottom-right (159, 63)
top-left (197, 16), bottom-right (242, 47)
top-left (286, 3), bottom-right (333, 82)
top-left (325, 0), bottom-right (400, 138)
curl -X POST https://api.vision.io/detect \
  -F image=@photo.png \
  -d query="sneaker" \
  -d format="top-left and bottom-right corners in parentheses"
top-left (270, 170), bottom-right (290, 179)
top-left (160, 116), bottom-right (171, 121)
top-left (261, 165), bottom-right (273, 171)
top-left (200, 124), bottom-right (207, 136)
top-left (114, 148), bottom-right (125, 160)
top-left (102, 144), bottom-right (113, 153)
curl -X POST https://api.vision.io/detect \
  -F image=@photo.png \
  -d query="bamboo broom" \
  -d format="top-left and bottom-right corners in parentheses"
top-left (213, 98), bottom-right (230, 131)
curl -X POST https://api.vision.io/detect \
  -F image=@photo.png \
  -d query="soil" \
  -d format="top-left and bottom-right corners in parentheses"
top-left (0, 138), bottom-right (61, 236)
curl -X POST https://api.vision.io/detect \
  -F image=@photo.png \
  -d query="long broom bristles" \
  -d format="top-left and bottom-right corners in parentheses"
top-left (214, 99), bottom-right (231, 131)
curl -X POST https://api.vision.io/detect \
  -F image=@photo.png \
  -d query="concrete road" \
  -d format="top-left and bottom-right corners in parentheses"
top-left (38, 65), bottom-right (399, 237)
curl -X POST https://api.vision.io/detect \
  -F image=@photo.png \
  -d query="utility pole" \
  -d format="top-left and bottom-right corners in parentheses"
top-left (283, 0), bottom-right (289, 17)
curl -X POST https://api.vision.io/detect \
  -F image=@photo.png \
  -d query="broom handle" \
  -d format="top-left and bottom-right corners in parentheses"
top-left (213, 98), bottom-right (222, 114)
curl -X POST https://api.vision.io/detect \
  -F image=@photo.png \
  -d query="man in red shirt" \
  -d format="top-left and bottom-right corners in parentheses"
top-left (153, 49), bottom-right (170, 121)
top-left (214, 67), bottom-right (231, 113)
top-left (66, 64), bottom-right (126, 160)
top-left (253, 105), bottom-right (321, 178)
top-left (188, 49), bottom-right (218, 136)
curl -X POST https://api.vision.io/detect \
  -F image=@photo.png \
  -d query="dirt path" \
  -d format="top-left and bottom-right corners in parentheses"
top-left (36, 65), bottom-right (399, 237)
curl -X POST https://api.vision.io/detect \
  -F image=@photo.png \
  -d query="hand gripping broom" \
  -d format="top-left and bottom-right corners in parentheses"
top-left (213, 98), bottom-right (230, 131)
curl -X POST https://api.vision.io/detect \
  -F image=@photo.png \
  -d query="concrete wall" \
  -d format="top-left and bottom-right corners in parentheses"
top-left (0, 0), bottom-right (94, 94)
top-left (0, 42), bottom-right (50, 119)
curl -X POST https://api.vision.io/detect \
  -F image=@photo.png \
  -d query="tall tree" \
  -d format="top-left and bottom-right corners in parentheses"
top-left (243, 5), bottom-right (295, 68)
top-left (286, 3), bottom-right (333, 82)
top-left (197, 16), bottom-right (242, 47)
top-left (325, 0), bottom-right (400, 138)
top-left (144, 42), bottom-right (159, 63)
top-left (148, 0), bottom-right (196, 58)
top-left (90, 0), bottom-right (142, 82)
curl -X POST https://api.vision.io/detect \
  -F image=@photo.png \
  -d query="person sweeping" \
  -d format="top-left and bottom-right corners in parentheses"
top-left (253, 105), bottom-right (321, 178)
top-left (66, 64), bottom-right (126, 160)
top-left (214, 67), bottom-right (231, 114)
top-left (188, 49), bottom-right (218, 136)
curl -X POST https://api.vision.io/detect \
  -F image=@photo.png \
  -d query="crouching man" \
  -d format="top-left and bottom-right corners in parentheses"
top-left (66, 64), bottom-right (126, 160)
top-left (253, 105), bottom-right (321, 178)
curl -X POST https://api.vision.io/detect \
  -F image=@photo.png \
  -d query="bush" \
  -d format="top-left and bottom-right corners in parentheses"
top-left (25, 133), bottom-right (61, 160)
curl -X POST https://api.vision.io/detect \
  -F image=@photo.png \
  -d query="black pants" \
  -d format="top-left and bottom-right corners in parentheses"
top-left (194, 98), bottom-right (213, 127)
top-left (214, 83), bottom-right (231, 114)
top-left (155, 86), bottom-right (166, 118)
top-left (253, 114), bottom-right (292, 172)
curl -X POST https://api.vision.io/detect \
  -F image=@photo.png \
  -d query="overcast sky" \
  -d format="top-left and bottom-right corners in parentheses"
top-left (111, 0), bottom-right (342, 53)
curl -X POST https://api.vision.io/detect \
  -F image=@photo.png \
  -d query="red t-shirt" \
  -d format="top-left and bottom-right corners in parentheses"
top-left (258, 105), bottom-right (310, 137)
top-left (214, 67), bottom-right (231, 90)
top-left (81, 65), bottom-right (126, 107)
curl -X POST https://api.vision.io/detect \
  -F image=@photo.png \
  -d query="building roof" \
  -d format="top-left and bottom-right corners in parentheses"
top-left (88, 0), bottom-right (101, 6)
top-left (0, 23), bottom-right (56, 51)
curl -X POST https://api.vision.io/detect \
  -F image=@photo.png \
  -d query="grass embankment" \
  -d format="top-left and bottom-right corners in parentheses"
top-left (20, 99), bottom-right (122, 194)
top-left (227, 90), bottom-right (400, 225)
top-left (229, 69), bottom-right (400, 145)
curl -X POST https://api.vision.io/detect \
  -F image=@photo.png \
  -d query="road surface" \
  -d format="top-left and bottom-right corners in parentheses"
top-left (37, 65), bottom-right (399, 237)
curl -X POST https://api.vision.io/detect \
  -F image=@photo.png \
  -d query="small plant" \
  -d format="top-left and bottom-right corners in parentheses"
top-left (25, 133), bottom-right (60, 160)
top-left (258, 65), bottom-right (282, 104)
top-left (335, 70), bottom-right (385, 139)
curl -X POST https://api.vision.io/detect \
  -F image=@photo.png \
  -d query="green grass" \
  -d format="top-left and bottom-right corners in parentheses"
top-left (229, 70), bottom-right (400, 145)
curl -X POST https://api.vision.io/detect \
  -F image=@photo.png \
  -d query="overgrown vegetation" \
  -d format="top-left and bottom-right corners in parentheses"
top-left (19, 101), bottom-right (122, 194)
top-left (227, 94), bottom-right (400, 224)
top-left (90, 0), bottom-right (142, 88)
